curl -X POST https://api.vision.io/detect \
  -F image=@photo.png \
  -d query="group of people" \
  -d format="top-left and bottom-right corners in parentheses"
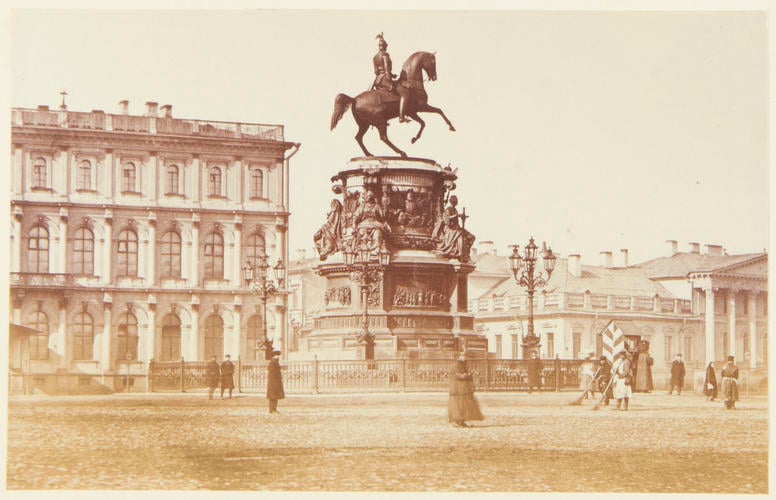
top-left (205, 351), bottom-right (285, 413)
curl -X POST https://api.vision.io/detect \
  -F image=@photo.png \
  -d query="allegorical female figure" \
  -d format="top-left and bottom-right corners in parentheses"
top-left (353, 190), bottom-right (389, 253)
top-left (432, 195), bottom-right (474, 262)
top-left (314, 199), bottom-right (343, 260)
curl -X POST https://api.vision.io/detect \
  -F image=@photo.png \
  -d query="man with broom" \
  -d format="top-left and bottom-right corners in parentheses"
top-left (611, 351), bottom-right (633, 411)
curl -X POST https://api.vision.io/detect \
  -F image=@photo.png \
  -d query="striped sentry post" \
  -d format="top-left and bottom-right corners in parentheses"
top-left (601, 321), bottom-right (625, 362)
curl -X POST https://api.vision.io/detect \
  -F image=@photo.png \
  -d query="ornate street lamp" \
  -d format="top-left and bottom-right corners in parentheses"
top-left (243, 255), bottom-right (286, 360)
top-left (343, 245), bottom-right (390, 361)
top-left (509, 237), bottom-right (556, 359)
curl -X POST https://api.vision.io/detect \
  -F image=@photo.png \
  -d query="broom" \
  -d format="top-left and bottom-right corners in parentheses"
top-left (592, 376), bottom-right (615, 410)
top-left (568, 366), bottom-right (600, 406)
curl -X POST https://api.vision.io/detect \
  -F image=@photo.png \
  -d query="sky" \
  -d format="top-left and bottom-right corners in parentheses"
top-left (6, 5), bottom-right (771, 266)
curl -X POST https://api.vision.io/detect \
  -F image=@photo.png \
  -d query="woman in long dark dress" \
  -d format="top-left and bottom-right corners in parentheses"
top-left (721, 356), bottom-right (739, 410)
top-left (704, 361), bottom-right (718, 401)
top-left (448, 354), bottom-right (484, 427)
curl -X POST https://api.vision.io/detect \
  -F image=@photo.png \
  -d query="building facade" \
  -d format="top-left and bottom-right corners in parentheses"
top-left (9, 101), bottom-right (299, 393)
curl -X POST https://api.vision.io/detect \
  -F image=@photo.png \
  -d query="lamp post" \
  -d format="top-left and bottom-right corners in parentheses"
top-left (343, 244), bottom-right (390, 361)
top-left (508, 237), bottom-right (557, 359)
top-left (243, 256), bottom-right (286, 360)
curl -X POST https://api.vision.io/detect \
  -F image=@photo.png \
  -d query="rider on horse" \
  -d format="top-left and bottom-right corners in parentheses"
top-left (373, 33), bottom-right (410, 123)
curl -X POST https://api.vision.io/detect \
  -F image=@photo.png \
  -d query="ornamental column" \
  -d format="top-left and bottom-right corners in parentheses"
top-left (144, 301), bottom-right (156, 362)
top-left (103, 212), bottom-right (113, 284)
top-left (704, 286), bottom-right (715, 366)
top-left (747, 291), bottom-right (758, 369)
top-left (727, 289), bottom-right (737, 358)
top-left (147, 216), bottom-right (157, 286)
top-left (189, 301), bottom-right (200, 361)
top-left (275, 223), bottom-right (287, 356)
top-left (101, 296), bottom-right (113, 376)
top-left (190, 218), bottom-right (200, 287)
top-left (231, 304), bottom-right (242, 359)
top-left (58, 211), bottom-right (68, 274)
top-left (11, 213), bottom-right (22, 272)
top-left (233, 221), bottom-right (242, 288)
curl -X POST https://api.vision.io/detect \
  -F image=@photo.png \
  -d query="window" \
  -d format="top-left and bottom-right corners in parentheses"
top-left (166, 165), bottom-right (179, 194)
top-left (208, 167), bottom-right (222, 196)
top-left (545, 333), bottom-right (554, 358)
top-left (161, 314), bottom-right (181, 361)
top-left (572, 330), bottom-right (583, 358)
top-left (244, 233), bottom-right (266, 266)
top-left (664, 336), bottom-right (673, 361)
top-left (77, 160), bottom-right (92, 190)
top-left (73, 227), bottom-right (94, 275)
top-left (511, 334), bottom-right (519, 359)
top-left (73, 312), bottom-right (94, 360)
top-left (117, 313), bottom-right (139, 361)
top-left (32, 157), bottom-right (47, 189)
top-left (247, 315), bottom-right (262, 361)
top-left (495, 334), bottom-right (502, 358)
top-left (122, 162), bottom-right (137, 192)
top-left (160, 231), bottom-right (182, 279)
top-left (204, 315), bottom-right (224, 360)
top-left (28, 311), bottom-right (49, 360)
top-left (684, 336), bottom-right (693, 362)
top-left (204, 232), bottom-right (224, 279)
top-left (250, 168), bottom-right (263, 199)
top-left (27, 225), bottom-right (49, 273)
top-left (117, 229), bottom-right (138, 276)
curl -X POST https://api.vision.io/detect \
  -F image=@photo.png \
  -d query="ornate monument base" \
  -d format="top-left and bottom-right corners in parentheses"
top-left (307, 157), bottom-right (485, 360)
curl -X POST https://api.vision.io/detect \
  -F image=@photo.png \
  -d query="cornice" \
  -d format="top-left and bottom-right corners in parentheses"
top-left (9, 199), bottom-right (290, 218)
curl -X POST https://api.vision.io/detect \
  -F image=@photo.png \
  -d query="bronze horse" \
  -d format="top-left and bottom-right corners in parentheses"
top-left (330, 51), bottom-right (456, 158)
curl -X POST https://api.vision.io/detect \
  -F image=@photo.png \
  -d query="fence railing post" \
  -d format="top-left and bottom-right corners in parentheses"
top-left (554, 356), bottom-right (560, 392)
top-left (312, 356), bottom-right (319, 394)
top-left (147, 359), bottom-right (154, 393)
top-left (180, 357), bottom-right (185, 393)
top-left (400, 358), bottom-right (406, 391)
top-left (485, 358), bottom-right (491, 390)
top-left (237, 357), bottom-right (242, 393)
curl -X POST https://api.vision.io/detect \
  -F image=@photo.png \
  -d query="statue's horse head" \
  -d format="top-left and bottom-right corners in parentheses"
top-left (402, 51), bottom-right (437, 85)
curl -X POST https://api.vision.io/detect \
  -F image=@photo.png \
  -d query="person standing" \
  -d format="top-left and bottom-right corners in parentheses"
top-left (205, 355), bottom-right (220, 400)
top-left (633, 340), bottom-right (654, 393)
top-left (704, 361), bottom-right (718, 401)
top-left (668, 353), bottom-right (686, 395)
top-left (612, 351), bottom-right (633, 411)
top-left (721, 355), bottom-right (739, 410)
top-left (448, 353), bottom-right (484, 427)
top-left (593, 356), bottom-right (613, 405)
top-left (220, 354), bottom-right (235, 399)
top-left (526, 351), bottom-right (543, 394)
top-left (266, 351), bottom-right (285, 414)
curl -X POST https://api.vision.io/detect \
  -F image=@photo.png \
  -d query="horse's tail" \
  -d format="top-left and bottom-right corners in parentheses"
top-left (331, 93), bottom-right (354, 130)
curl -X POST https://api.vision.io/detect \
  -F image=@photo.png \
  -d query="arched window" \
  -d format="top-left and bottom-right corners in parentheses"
top-left (208, 167), bottom-right (222, 196)
top-left (204, 232), bottom-right (224, 279)
top-left (160, 231), bottom-right (182, 279)
top-left (73, 227), bottom-right (94, 275)
top-left (161, 314), bottom-right (181, 361)
top-left (244, 233), bottom-right (266, 266)
top-left (32, 157), bottom-right (47, 189)
top-left (246, 314), bottom-right (262, 361)
top-left (117, 229), bottom-right (138, 276)
top-left (27, 225), bottom-right (49, 273)
top-left (28, 311), bottom-right (49, 360)
top-left (78, 160), bottom-right (92, 190)
top-left (250, 168), bottom-right (263, 199)
top-left (166, 165), bottom-right (179, 195)
top-left (73, 312), bottom-right (94, 360)
top-left (204, 315), bottom-right (224, 360)
top-left (117, 312), bottom-right (138, 361)
top-left (122, 162), bottom-right (136, 192)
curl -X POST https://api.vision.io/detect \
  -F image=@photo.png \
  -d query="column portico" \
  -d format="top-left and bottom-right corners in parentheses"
top-left (747, 291), bottom-right (758, 369)
top-left (704, 287), bottom-right (715, 366)
top-left (727, 289), bottom-right (737, 358)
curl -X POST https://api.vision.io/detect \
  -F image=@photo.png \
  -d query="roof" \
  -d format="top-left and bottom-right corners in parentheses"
top-left (472, 252), bottom-right (510, 275)
top-left (635, 252), bottom-right (764, 279)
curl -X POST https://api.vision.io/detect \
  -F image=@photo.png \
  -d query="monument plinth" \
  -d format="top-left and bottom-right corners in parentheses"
top-left (309, 157), bottom-right (484, 360)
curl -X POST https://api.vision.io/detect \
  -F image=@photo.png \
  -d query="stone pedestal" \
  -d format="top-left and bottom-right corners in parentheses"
top-left (309, 157), bottom-right (484, 360)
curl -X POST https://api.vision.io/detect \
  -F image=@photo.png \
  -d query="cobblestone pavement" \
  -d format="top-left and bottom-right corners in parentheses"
top-left (5, 390), bottom-right (769, 493)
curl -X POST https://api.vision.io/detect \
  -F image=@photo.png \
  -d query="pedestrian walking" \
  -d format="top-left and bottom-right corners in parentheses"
top-left (220, 354), bottom-right (235, 399)
top-left (448, 353), bottom-right (484, 427)
top-left (668, 353), bottom-right (686, 395)
top-left (266, 351), bottom-right (285, 414)
top-left (704, 361), bottom-right (718, 401)
top-left (612, 351), bottom-right (633, 411)
top-left (206, 355), bottom-right (220, 400)
top-left (721, 355), bottom-right (739, 410)
top-left (526, 351), bottom-right (542, 393)
top-left (633, 340), bottom-right (654, 393)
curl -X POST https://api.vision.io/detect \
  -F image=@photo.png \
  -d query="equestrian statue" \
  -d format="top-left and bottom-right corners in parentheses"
top-left (330, 33), bottom-right (456, 158)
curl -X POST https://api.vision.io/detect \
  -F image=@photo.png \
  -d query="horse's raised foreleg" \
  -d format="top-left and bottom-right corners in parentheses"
top-left (354, 122), bottom-right (372, 157)
top-left (418, 104), bottom-right (456, 132)
top-left (408, 113), bottom-right (426, 144)
top-left (376, 123), bottom-right (407, 158)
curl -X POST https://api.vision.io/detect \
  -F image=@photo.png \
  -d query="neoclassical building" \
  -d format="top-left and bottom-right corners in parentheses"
top-left (9, 101), bottom-right (300, 393)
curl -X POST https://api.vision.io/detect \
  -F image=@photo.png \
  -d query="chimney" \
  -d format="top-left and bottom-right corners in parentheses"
top-left (600, 251), bottom-right (613, 268)
top-left (689, 242), bottom-right (700, 254)
top-left (145, 101), bottom-right (159, 117)
top-left (568, 254), bottom-right (582, 277)
top-left (37, 105), bottom-right (50, 111)
top-left (160, 104), bottom-right (173, 118)
top-left (666, 239), bottom-right (678, 256)
top-left (705, 244), bottom-right (723, 256)
top-left (478, 240), bottom-right (495, 256)
top-left (296, 249), bottom-right (306, 261)
top-left (118, 100), bottom-right (129, 115)
top-left (620, 249), bottom-right (629, 268)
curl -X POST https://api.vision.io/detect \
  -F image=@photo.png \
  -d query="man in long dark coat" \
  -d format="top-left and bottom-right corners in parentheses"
top-left (205, 355), bottom-right (220, 400)
top-left (220, 354), bottom-right (235, 399)
top-left (633, 340), bottom-right (654, 393)
top-left (266, 351), bottom-right (285, 414)
top-left (668, 353), bottom-right (686, 395)
top-left (593, 356), bottom-right (613, 405)
top-left (526, 352), bottom-right (542, 394)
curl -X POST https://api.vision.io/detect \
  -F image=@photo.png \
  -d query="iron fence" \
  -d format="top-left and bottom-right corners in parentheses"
top-left (148, 357), bottom-right (588, 394)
